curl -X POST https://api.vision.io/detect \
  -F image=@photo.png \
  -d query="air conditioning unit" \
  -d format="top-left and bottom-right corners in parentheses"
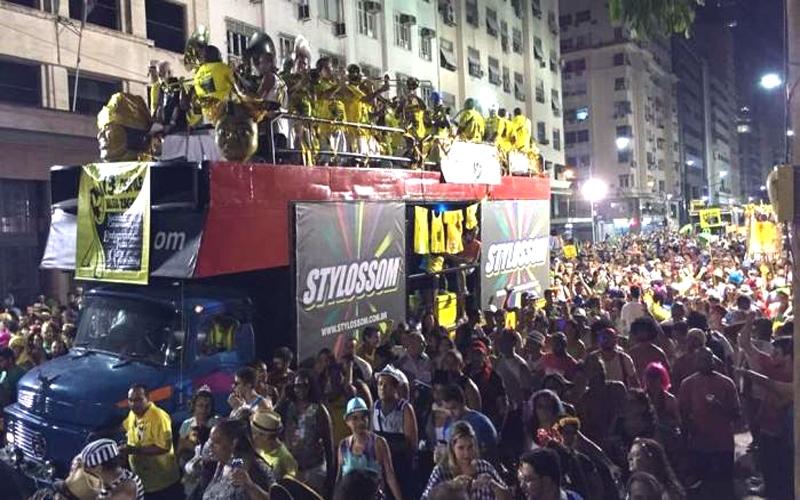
top-left (363, 0), bottom-right (382, 13)
top-left (399, 14), bottom-right (417, 25)
top-left (334, 22), bottom-right (347, 37)
top-left (297, 4), bottom-right (310, 20)
top-left (420, 27), bottom-right (436, 38)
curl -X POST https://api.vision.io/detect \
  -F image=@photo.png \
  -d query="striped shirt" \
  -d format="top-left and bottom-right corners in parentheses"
top-left (421, 459), bottom-right (506, 500)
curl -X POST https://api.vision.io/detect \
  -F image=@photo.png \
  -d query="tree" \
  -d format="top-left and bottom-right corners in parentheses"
top-left (609, 0), bottom-right (705, 39)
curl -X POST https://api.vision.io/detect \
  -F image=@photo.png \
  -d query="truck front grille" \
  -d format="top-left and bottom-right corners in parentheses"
top-left (12, 420), bottom-right (47, 460)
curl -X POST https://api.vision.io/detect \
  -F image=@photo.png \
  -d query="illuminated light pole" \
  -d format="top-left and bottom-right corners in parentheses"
top-left (582, 178), bottom-right (608, 243)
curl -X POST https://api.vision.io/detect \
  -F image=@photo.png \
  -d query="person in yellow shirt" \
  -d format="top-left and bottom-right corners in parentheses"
top-left (496, 108), bottom-right (513, 151)
top-left (120, 384), bottom-right (181, 499)
top-left (456, 98), bottom-right (485, 142)
top-left (192, 45), bottom-right (235, 124)
top-left (511, 107), bottom-right (532, 150)
top-left (251, 411), bottom-right (299, 479)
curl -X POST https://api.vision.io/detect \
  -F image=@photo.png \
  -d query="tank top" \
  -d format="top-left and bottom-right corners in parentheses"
top-left (372, 399), bottom-right (407, 435)
top-left (340, 433), bottom-right (381, 476)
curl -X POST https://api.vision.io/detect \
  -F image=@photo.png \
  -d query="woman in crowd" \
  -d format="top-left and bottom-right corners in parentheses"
top-left (281, 370), bottom-right (335, 496)
top-left (337, 397), bottom-right (403, 500)
top-left (421, 421), bottom-right (511, 500)
top-left (203, 418), bottom-right (275, 500)
top-left (229, 366), bottom-right (273, 416)
top-left (437, 349), bottom-right (482, 410)
top-left (627, 438), bottom-right (685, 500)
top-left (642, 362), bottom-right (680, 442)
top-left (178, 387), bottom-right (219, 465)
top-left (524, 389), bottom-right (566, 448)
top-left (609, 389), bottom-right (660, 471)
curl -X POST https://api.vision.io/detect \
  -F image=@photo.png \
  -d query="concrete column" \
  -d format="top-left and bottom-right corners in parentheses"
top-left (129, 0), bottom-right (147, 38)
top-left (51, 65), bottom-right (70, 111)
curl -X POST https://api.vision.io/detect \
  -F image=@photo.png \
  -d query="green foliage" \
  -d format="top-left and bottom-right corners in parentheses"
top-left (609, 0), bottom-right (705, 39)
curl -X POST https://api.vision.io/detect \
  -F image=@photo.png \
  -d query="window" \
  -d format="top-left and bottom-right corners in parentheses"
top-left (616, 125), bottom-right (632, 137)
top-left (614, 100), bottom-right (632, 115)
top-left (576, 130), bottom-right (589, 142)
top-left (488, 57), bottom-right (501, 85)
top-left (559, 14), bottom-right (572, 27)
top-left (614, 27), bottom-right (625, 41)
top-left (618, 150), bottom-right (630, 163)
top-left (468, 47), bottom-right (482, 78)
top-left (197, 315), bottom-right (239, 357)
top-left (0, 180), bottom-right (45, 235)
top-left (534, 37), bottom-right (544, 60)
top-left (512, 0), bottom-right (522, 19)
top-left (613, 52), bottom-right (629, 66)
top-left (278, 34), bottom-right (294, 63)
top-left (531, 0), bottom-right (542, 18)
top-left (357, 0), bottom-right (378, 38)
top-left (486, 8), bottom-right (499, 37)
top-left (440, 38), bottom-right (457, 71)
top-left (395, 72), bottom-right (411, 96)
top-left (535, 78), bottom-right (545, 103)
top-left (553, 129), bottom-right (561, 150)
top-left (561, 38), bottom-right (573, 52)
top-left (512, 28), bottom-right (522, 54)
top-left (619, 174), bottom-right (631, 187)
top-left (466, 0), bottom-right (478, 26)
top-left (575, 10), bottom-right (591, 24)
top-left (394, 12), bottom-right (412, 50)
top-left (514, 72), bottom-right (525, 101)
top-left (6, 0), bottom-right (38, 8)
top-left (319, 50), bottom-right (345, 69)
top-left (501, 21), bottom-right (509, 52)
top-left (614, 77), bottom-right (627, 91)
top-left (145, 0), bottom-right (185, 53)
top-left (565, 131), bottom-right (576, 146)
top-left (659, 180), bottom-right (665, 192)
top-left (537, 122), bottom-right (547, 143)
top-left (226, 20), bottom-right (259, 63)
top-left (576, 35), bottom-right (586, 48)
top-left (0, 59), bottom-right (40, 107)
top-left (68, 73), bottom-right (122, 115)
top-left (420, 32), bottom-right (432, 61)
top-left (502, 67), bottom-right (511, 93)
top-left (321, 0), bottom-right (343, 22)
top-left (549, 50), bottom-right (558, 72)
top-left (573, 59), bottom-right (586, 72)
top-left (575, 107), bottom-right (588, 121)
top-left (551, 89), bottom-right (561, 116)
top-left (69, 0), bottom-right (119, 30)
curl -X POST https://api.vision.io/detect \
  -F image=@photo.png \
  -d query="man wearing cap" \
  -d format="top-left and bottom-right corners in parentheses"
top-left (120, 384), bottom-right (181, 500)
top-left (396, 331), bottom-right (433, 386)
top-left (252, 411), bottom-right (298, 479)
top-left (372, 365), bottom-right (417, 499)
top-left (81, 438), bottom-right (145, 500)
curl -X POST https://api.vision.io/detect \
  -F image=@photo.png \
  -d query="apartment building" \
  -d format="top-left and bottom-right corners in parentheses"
top-left (559, 0), bottom-right (680, 231)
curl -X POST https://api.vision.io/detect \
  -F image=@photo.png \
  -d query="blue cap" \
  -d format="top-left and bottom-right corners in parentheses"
top-left (345, 397), bottom-right (369, 418)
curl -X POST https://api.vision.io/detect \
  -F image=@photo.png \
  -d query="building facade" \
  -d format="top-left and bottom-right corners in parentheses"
top-left (559, 0), bottom-right (680, 232)
top-left (0, 0), bottom-right (564, 301)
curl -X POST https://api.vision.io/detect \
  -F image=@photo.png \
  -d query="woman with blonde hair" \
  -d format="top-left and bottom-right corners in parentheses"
top-left (421, 421), bottom-right (510, 500)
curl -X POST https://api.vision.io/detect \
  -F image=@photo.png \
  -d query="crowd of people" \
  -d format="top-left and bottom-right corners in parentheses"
top-left (102, 28), bottom-right (541, 172)
top-left (1, 227), bottom-right (795, 500)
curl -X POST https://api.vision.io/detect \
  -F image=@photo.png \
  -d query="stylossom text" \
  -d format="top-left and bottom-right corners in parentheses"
top-left (301, 257), bottom-right (402, 308)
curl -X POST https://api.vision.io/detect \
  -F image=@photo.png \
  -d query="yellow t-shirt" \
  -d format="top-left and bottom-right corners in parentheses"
top-left (257, 442), bottom-right (298, 478)
top-left (458, 109), bottom-right (485, 142)
top-left (414, 206), bottom-right (430, 255)
top-left (443, 210), bottom-right (464, 254)
top-left (512, 115), bottom-right (531, 150)
top-left (123, 404), bottom-right (180, 493)
top-left (430, 212), bottom-right (446, 254)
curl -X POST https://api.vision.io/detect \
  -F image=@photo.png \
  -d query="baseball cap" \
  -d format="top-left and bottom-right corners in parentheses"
top-left (345, 397), bottom-right (369, 418)
top-left (526, 330), bottom-right (546, 345)
top-left (375, 364), bottom-right (405, 384)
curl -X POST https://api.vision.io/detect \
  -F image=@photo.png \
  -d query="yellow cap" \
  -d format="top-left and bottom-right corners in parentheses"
top-left (96, 93), bottom-right (150, 132)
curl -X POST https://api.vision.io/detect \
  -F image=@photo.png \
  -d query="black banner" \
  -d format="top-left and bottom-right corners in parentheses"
top-left (294, 202), bottom-right (406, 361)
top-left (480, 200), bottom-right (550, 309)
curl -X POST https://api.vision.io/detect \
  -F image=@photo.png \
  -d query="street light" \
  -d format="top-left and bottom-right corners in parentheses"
top-left (760, 73), bottom-right (783, 90)
top-left (760, 185), bottom-right (767, 191)
top-left (582, 178), bottom-right (608, 243)
top-left (686, 160), bottom-right (695, 166)
top-left (788, 129), bottom-right (795, 137)
top-left (615, 137), bottom-right (631, 150)
top-left (719, 170), bottom-right (728, 179)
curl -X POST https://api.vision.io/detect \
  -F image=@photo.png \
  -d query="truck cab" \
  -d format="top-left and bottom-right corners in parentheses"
top-left (4, 284), bottom-right (255, 480)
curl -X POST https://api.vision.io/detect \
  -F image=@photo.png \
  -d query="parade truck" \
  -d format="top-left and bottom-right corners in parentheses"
top-left (3, 154), bottom-right (550, 483)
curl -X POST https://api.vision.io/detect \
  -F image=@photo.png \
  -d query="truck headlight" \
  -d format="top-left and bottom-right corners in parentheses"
top-left (5, 430), bottom-right (13, 445)
top-left (44, 460), bottom-right (56, 480)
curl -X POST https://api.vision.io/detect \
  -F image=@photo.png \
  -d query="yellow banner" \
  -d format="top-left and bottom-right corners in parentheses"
top-left (563, 244), bottom-right (577, 259)
top-left (698, 208), bottom-right (723, 228)
top-left (76, 162), bottom-right (151, 284)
